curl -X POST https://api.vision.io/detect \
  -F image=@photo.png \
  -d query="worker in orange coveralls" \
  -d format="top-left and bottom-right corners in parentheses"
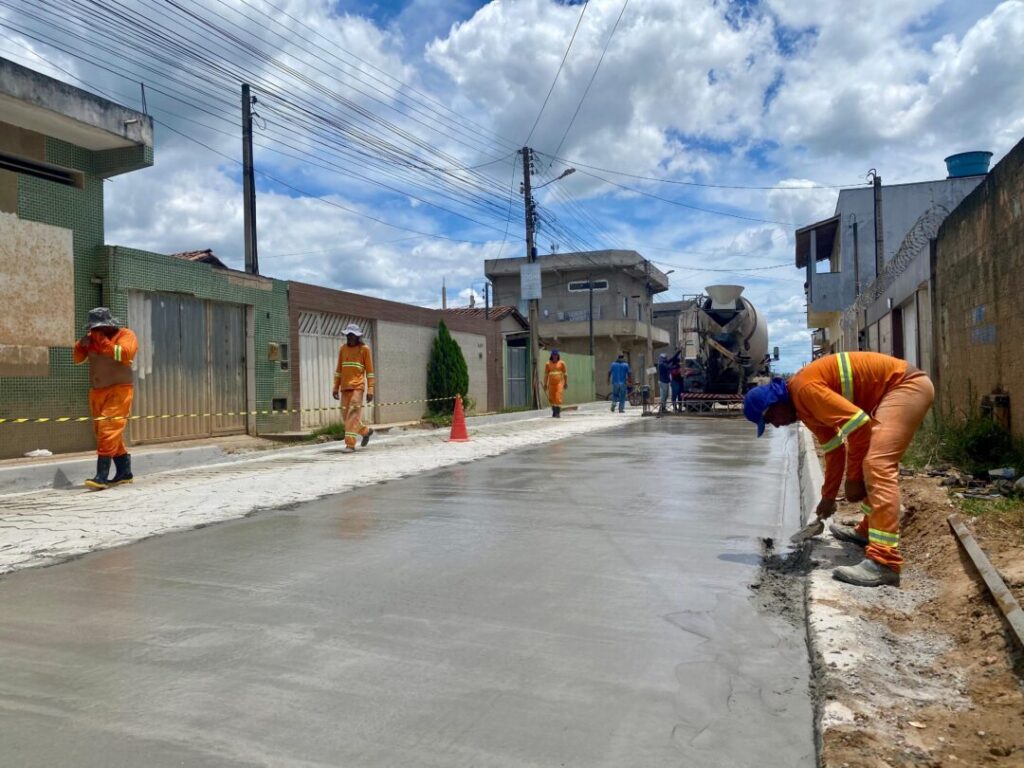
top-left (331, 323), bottom-right (375, 453)
top-left (544, 349), bottom-right (568, 419)
top-left (72, 308), bottom-right (139, 489)
top-left (743, 352), bottom-right (934, 587)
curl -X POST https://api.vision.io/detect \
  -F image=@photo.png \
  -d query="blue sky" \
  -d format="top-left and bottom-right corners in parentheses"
top-left (0, 0), bottom-right (1021, 371)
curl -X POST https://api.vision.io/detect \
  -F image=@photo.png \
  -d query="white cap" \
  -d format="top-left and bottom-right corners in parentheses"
top-left (343, 323), bottom-right (363, 337)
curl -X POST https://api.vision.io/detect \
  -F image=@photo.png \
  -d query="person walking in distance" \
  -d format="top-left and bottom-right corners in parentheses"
top-left (743, 351), bottom-right (934, 587)
top-left (332, 324), bottom-right (375, 452)
top-left (657, 350), bottom-right (681, 416)
top-left (72, 308), bottom-right (139, 489)
top-left (608, 353), bottom-right (631, 413)
top-left (544, 349), bottom-right (568, 418)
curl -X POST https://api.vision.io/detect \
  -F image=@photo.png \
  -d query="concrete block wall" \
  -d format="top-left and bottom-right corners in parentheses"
top-left (289, 282), bottom-right (503, 427)
top-left (935, 137), bottom-right (1024, 435)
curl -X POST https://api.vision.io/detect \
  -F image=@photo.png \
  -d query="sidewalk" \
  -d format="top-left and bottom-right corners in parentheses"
top-left (0, 405), bottom-right (591, 495)
top-left (0, 405), bottom-right (634, 575)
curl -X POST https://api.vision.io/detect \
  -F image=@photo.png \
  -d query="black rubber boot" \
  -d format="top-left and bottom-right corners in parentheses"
top-left (552, 407), bottom-right (557, 418)
top-left (110, 454), bottom-right (134, 486)
top-left (361, 429), bottom-right (374, 448)
top-left (85, 456), bottom-right (113, 490)
top-left (555, 406), bottom-right (561, 418)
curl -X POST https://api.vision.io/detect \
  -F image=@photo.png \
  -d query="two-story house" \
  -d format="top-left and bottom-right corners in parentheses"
top-left (484, 250), bottom-right (671, 396)
top-left (795, 153), bottom-right (989, 376)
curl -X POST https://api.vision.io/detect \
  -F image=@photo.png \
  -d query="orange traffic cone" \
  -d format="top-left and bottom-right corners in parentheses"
top-left (448, 394), bottom-right (470, 442)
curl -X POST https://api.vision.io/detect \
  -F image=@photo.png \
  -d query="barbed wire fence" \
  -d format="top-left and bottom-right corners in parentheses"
top-left (840, 205), bottom-right (950, 343)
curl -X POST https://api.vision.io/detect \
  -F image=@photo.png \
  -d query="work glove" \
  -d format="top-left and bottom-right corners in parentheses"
top-left (844, 479), bottom-right (867, 502)
top-left (815, 498), bottom-right (837, 519)
top-left (331, 390), bottom-right (339, 401)
top-left (366, 394), bottom-right (374, 404)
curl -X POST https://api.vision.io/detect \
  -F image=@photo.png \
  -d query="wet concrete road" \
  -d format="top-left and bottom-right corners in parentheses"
top-left (0, 418), bottom-right (814, 767)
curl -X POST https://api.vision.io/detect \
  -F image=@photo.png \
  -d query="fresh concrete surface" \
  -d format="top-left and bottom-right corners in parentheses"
top-left (0, 409), bottom-right (634, 573)
top-left (0, 418), bottom-right (813, 767)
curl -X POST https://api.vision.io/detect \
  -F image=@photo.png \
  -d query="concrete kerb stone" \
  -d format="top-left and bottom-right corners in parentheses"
top-left (0, 401), bottom-right (624, 496)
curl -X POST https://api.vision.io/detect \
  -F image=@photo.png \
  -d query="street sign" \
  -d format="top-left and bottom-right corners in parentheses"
top-left (520, 263), bottom-right (541, 300)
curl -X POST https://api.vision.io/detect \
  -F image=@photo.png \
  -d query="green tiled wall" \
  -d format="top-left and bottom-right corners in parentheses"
top-left (0, 138), bottom-right (105, 458)
top-left (0, 134), bottom-right (289, 460)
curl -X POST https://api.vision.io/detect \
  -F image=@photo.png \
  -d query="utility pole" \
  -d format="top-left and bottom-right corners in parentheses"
top-left (645, 259), bottom-right (654, 392)
top-left (588, 273), bottom-right (594, 358)
top-left (870, 170), bottom-right (884, 278)
top-left (241, 84), bottom-right (259, 275)
top-left (521, 146), bottom-right (540, 409)
top-left (484, 283), bottom-right (490, 320)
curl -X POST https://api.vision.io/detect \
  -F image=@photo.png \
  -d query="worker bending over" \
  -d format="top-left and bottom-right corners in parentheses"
top-left (332, 323), bottom-right (375, 452)
top-left (743, 352), bottom-right (934, 587)
top-left (73, 308), bottom-right (139, 489)
top-left (544, 349), bottom-right (568, 418)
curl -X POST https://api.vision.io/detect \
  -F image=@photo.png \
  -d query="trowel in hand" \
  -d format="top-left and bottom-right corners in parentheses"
top-left (789, 518), bottom-right (824, 545)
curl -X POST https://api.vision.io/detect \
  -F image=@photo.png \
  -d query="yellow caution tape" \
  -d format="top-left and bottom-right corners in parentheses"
top-left (0, 396), bottom-right (460, 425)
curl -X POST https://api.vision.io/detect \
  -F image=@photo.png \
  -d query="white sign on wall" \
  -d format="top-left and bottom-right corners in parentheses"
top-left (520, 263), bottom-right (542, 300)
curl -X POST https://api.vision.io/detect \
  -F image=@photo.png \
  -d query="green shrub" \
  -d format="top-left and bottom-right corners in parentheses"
top-left (426, 319), bottom-right (469, 415)
top-left (905, 411), bottom-right (1024, 476)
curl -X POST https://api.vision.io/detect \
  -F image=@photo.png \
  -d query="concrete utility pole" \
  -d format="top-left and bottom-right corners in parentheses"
top-left (870, 170), bottom-right (884, 278)
top-left (241, 84), bottom-right (259, 275)
top-left (588, 273), bottom-right (595, 358)
top-left (645, 259), bottom-right (654, 391)
top-left (521, 146), bottom-right (540, 409)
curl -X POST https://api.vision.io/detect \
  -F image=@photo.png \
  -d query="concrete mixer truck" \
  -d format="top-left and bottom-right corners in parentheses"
top-left (677, 285), bottom-right (776, 408)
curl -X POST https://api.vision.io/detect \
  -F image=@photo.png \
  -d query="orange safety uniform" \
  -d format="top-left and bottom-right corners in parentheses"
top-left (544, 359), bottom-right (568, 407)
top-left (73, 328), bottom-right (139, 457)
top-left (789, 351), bottom-right (934, 571)
top-left (333, 342), bottom-right (375, 448)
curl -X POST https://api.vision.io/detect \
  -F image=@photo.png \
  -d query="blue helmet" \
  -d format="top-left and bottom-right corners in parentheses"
top-left (743, 378), bottom-right (790, 437)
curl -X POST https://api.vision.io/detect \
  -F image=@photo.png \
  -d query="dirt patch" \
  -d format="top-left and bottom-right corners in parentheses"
top-left (820, 476), bottom-right (1024, 767)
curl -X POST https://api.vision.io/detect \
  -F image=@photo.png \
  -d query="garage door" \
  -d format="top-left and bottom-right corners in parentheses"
top-left (128, 291), bottom-right (247, 443)
top-left (299, 311), bottom-right (374, 430)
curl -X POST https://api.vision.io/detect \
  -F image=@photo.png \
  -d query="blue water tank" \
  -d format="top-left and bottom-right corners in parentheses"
top-left (944, 151), bottom-right (993, 178)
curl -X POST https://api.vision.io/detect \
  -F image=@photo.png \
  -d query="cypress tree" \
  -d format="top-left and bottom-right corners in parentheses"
top-left (426, 319), bottom-right (469, 415)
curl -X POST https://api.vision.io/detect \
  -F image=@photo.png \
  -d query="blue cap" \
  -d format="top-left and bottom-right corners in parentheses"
top-left (743, 379), bottom-right (790, 437)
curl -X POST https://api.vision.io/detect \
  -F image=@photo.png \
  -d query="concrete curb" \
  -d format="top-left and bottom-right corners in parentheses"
top-left (0, 401), bottom-right (622, 495)
top-left (794, 424), bottom-right (827, 765)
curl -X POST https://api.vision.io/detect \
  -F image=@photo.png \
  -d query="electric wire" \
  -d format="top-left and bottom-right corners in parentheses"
top-left (550, 0), bottom-right (629, 161)
top-left (524, 0), bottom-right (589, 145)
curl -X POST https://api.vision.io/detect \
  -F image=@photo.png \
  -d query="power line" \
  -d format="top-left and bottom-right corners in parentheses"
top-left (524, 0), bottom-right (589, 145)
top-left (540, 154), bottom-right (860, 191)
top-left (570, 166), bottom-right (794, 226)
top-left (551, 0), bottom-right (629, 160)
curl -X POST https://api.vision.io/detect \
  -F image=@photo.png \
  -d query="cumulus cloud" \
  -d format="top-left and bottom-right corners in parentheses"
top-left (3, 0), bottom-right (1022, 372)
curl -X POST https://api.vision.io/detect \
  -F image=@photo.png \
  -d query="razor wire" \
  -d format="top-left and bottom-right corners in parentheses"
top-left (840, 205), bottom-right (950, 339)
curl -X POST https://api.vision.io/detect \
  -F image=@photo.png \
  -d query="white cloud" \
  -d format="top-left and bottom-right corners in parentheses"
top-left (4, 0), bottom-right (1023, 373)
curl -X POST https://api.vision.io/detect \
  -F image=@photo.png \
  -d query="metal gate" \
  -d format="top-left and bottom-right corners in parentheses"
top-left (506, 345), bottom-right (528, 408)
top-left (128, 291), bottom-right (247, 443)
top-left (299, 311), bottom-right (374, 429)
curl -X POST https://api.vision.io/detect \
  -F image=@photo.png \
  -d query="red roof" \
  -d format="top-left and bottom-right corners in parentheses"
top-left (443, 306), bottom-right (527, 326)
top-left (172, 249), bottom-right (228, 269)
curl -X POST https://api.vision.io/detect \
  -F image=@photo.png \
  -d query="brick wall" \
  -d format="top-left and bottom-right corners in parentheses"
top-left (934, 137), bottom-right (1024, 436)
top-left (288, 282), bottom-right (503, 427)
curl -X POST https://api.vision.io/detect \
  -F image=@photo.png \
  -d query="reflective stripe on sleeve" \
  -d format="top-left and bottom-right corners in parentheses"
top-left (820, 410), bottom-right (869, 453)
top-left (837, 353), bottom-right (854, 401)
